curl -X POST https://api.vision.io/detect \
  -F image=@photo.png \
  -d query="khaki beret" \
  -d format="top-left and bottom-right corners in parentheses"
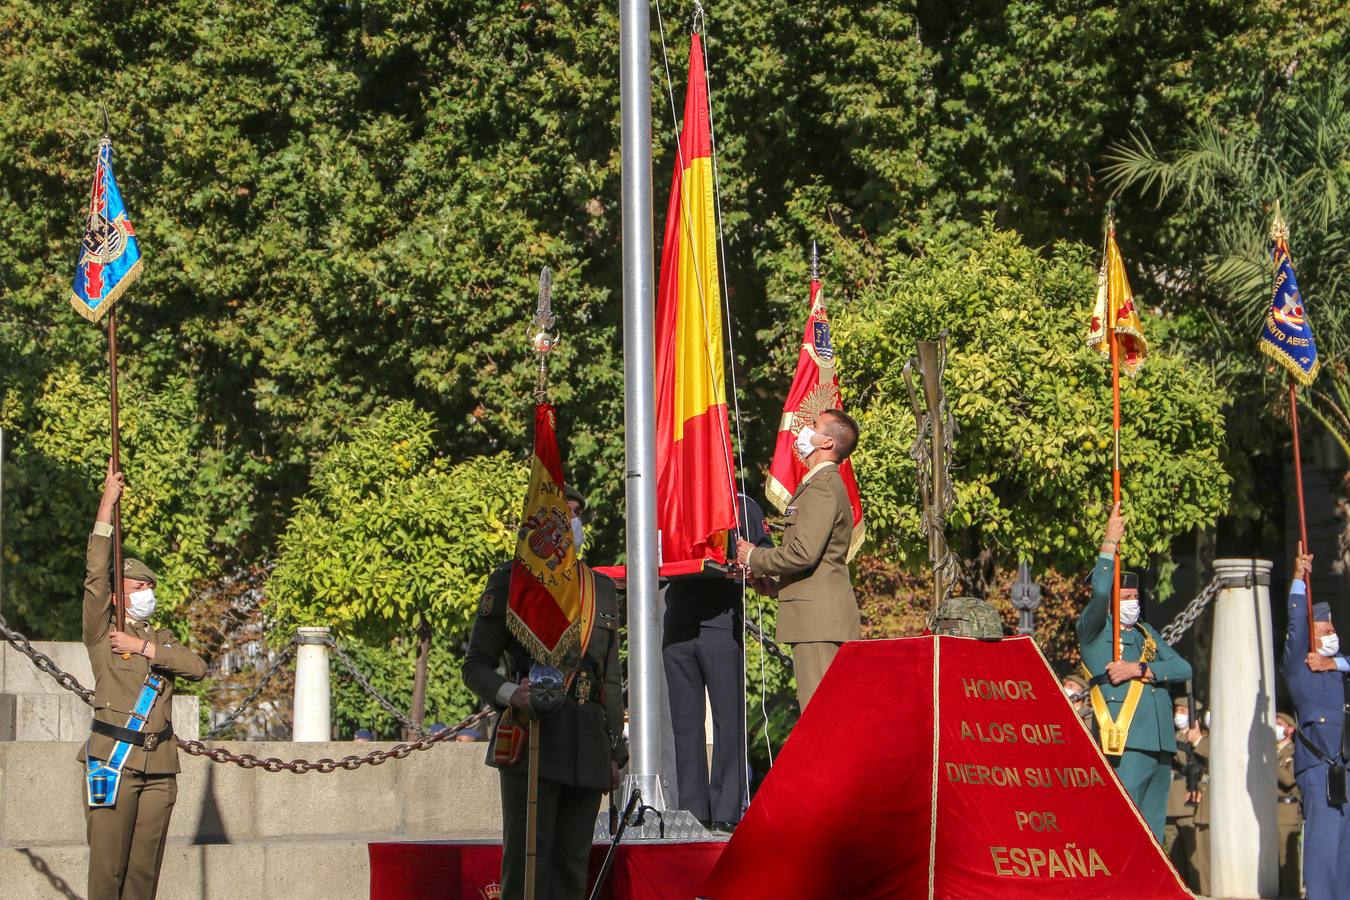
top-left (122, 558), bottom-right (157, 587)
top-left (563, 484), bottom-right (585, 510)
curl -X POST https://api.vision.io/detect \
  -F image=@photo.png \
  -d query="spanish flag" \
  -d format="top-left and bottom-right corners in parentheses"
top-left (1086, 225), bottom-right (1148, 375)
top-left (765, 270), bottom-right (865, 559)
top-left (507, 404), bottom-right (596, 671)
top-left (654, 33), bottom-right (738, 575)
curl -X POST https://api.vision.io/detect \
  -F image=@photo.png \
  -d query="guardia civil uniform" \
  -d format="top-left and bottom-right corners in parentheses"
top-left (1280, 583), bottom-right (1350, 900)
top-left (462, 561), bottom-right (627, 900)
top-left (1076, 553), bottom-right (1191, 841)
top-left (747, 460), bottom-right (860, 710)
top-left (79, 523), bottom-right (207, 900)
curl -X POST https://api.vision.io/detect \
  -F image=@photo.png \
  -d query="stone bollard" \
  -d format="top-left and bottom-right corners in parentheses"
top-left (292, 626), bottom-right (332, 742)
top-left (1208, 559), bottom-right (1278, 898)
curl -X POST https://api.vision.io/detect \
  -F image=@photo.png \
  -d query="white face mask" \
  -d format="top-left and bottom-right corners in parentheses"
top-left (795, 426), bottom-right (819, 460)
top-left (1317, 633), bottom-right (1340, 657)
top-left (570, 517), bottom-right (584, 554)
top-left (1119, 598), bottom-right (1140, 628)
top-left (1174, 713), bottom-right (1189, 730)
top-left (127, 588), bottom-right (157, 622)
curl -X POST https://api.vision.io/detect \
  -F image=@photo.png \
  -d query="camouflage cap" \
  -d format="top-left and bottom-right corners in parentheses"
top-left (931, 596), bottom-right (1003, 639)
top-left (122, 558), bottom-right (157, 587)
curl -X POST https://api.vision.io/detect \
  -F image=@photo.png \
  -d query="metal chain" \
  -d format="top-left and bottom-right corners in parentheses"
top-left (1158, 575), bottom-right (1223, 645)
top-left (0, 610), bottom-right (478, 768)
top-left (324, 635), bottom-right (429, 737)
top-left (745, 619), bottom-right (793, 669)
top-left (203, 642), bottom-right (297, 739)
top-left (0, 611), bottom-right (95, 704)
top-left (176, 706), bottom-right (494, 772)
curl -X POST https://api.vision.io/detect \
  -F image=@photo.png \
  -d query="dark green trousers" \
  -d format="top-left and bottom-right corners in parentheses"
top-left (84, 768), bottom-right (177, 900)
top-left (499, 769), bottom-right (602, 900)
top-left (1110, 749), bottom-right (1171, 841)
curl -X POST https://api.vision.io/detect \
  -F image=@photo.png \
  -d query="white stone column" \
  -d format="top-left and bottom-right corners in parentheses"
top-left (1208, 558), bottom-right (1278, 898)
top-left (292, 627), bottom-right (332, 742)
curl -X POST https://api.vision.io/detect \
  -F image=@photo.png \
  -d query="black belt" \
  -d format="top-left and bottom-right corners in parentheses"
top-left (91, 719), bottom-right (173, 751)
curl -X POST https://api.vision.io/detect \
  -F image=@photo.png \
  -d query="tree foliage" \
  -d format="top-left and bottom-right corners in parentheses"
top-left (838, 224), bottom-right (1231, 594)
top-left (267, 401), bottom-right (525, 644)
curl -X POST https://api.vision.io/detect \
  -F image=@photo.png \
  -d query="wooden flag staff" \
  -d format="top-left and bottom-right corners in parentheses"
top-left (108, 309), bottom-right (127, 637)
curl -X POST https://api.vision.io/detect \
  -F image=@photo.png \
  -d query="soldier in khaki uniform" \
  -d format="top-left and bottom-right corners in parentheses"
top-left (736, 409), bottom-right (861, 710)
top-left (1188, 724), bottom-right (1212, 896)
top-left (1164, 701), bottom-right (1200, 888)
top-left (1275, 711), bottom-right (1302, 898)
top-left (81, 465), bottom-right (207, 900)
top-left (462, 486), bottom-right (627, 900)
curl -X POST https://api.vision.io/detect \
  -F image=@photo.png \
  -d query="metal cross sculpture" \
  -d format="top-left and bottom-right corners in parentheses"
top-left (904, 331), bottom-right (959, 612)
top-left (1010, 560), bottom-right (1042, 636)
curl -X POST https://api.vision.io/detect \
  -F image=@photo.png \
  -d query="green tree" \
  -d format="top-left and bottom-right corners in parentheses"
top-left (267, 401), bottom-right (525, 728)
top-left (837, 223), bottom-right (1231, 607)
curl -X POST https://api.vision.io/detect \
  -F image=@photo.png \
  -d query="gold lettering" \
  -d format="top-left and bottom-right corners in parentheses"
top-left (990, 847), bottom-right (1014, 877)
top-left (1088, 849), bottom-right (1110, 876)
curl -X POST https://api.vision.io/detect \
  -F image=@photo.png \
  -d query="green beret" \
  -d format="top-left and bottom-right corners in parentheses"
top-left (122, 558), bottom-right (157, 587)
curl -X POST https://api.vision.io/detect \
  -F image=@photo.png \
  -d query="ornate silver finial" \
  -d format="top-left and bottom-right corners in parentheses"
top-left (531, 267), bottom-right (557, 402)
top-left (810, 240), bottom-right (819, 282)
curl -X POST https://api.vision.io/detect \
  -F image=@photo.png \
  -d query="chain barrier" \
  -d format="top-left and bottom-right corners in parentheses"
top-left (0, 611), bottom-right (95, 704)
top-left (1158, 575), bottom-right (1223, 645)
top-left (203, 641), bottom-right (297, 739)
top-left (745, 619), bottom-right (794, 669)
top-left (177, 706), bottom-right (494, 773)
top-left (0, 610), bottom-right (480, 769)
top-left (324, 634), bottom-right (430, 737)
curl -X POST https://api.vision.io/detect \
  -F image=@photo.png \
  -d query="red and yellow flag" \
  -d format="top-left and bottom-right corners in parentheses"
top-left (766, 273), bottom-right (865, 559)
top-left (654, 33), bottom-right (738, 576)
top-left (1086, 226), bottom-right (1148, 375)
top-left (508, 404), bottom-right (595, 671)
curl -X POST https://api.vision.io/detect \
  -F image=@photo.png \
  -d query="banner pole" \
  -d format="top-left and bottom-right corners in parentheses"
top-left (1289, 378), bottom-right (1314, 652)
top-left (524, 718), bottom-right (541, 900)
top-left (1109, 317), bottom-right (1122, 662)
top-left (108, 308), bottom-right (127, 638)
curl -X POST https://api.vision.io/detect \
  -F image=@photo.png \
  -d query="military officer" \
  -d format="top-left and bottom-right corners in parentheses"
top-left (462, 485), bottom-right (626, 900)
top-left (1280, 547), bottom-right (1350, 900)
top-left (1275, 710), bottom-right (1302, 898)
top-left (1187, 720), bottom-right (1212, 896)
top-left (81, 463), bottom-right (207, 900)
top-left (1164, 701), bottom-right (1200, 889)
top-left (1076, 502), bottom-right (1192, 841)
top-left (735, 409), bottom-right (861, 711)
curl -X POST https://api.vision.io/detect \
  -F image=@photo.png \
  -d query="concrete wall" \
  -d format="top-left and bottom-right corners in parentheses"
top-left (0, 740), bottom-right (504, 899)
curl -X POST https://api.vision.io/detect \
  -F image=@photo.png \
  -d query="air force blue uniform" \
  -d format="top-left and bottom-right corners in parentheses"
top-left (1077, 553), bottom-right (1192, 841)
top-left (1281, 581), bottom-right (1350, 900)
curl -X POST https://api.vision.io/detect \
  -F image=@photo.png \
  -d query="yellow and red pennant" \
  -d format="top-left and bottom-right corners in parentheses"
top-left (1087, 226), bottom-right (1148, 376)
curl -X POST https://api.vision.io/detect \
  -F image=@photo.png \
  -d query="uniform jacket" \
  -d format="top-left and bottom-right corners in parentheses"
top-left (1276, 739), bottom-right (1301, 828)
top-left (77, 530), bottom-right (207, 774)
top-left (748, 462), bottom-right (860, 644)
top-left (1076, 553), bottom-right (1192, 754)
top-left (664, 494), bottom-right (774, 637)
top-left (462, 562), bottom-right (627, 791)
top-left (1279, 582), bottom-right (1348, 776)
top-left (1167, 732), bottom-right (1199, 819)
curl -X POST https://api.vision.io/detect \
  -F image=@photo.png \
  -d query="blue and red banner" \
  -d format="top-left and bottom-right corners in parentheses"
top-left (69, 138), bottom-right (142, 322)
top-left (1258, 214), bottom-right (1319, 385)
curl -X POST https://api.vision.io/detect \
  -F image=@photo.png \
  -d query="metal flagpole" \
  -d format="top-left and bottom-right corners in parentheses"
top-left (619, 0), bottom-right (665, 809)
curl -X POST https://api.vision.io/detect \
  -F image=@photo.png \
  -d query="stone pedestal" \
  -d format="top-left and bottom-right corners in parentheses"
top-left (1208, 558), bottom-right (1278, 898)
top-left (292, 627), bottom-right (331, 742)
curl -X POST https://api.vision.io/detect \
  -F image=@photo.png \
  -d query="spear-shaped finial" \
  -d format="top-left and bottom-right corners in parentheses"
top-left (1270, 199), bottom-right (1290, 243)
top-left (531, 267), bottom-right (557, 402)
top-left (100, 102), bottom-right (110, 139)
top-left (809, 240), bottom-right (819, 283)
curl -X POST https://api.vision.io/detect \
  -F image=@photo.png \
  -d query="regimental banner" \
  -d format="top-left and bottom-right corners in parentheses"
top-left (1086, 227), bottom-right (1148, 377)
top-left (653, 32), bottom-right (739, 575)
top-left (507, 403), bottom-right (595, 672)
top-left (765, 275), bottom-right (865, 559)
top-left (702, 636), bottom-right (1190, 899)
top-left (1258, 215), bottom-right (1319, 385)
top-left (69, 138), bottom-right (142, 322)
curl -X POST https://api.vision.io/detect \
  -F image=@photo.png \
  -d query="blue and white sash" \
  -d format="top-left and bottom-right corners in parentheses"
top-left (85, 673), bottom-right (166, 808)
